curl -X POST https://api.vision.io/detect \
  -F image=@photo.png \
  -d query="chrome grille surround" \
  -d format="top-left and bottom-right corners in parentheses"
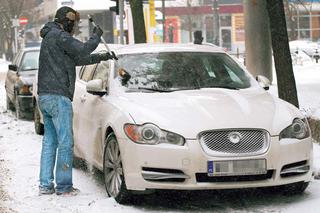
top-left (199, 129), bottom-right (270, 157)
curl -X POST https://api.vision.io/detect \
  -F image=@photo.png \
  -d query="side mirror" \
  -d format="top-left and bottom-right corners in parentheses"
top-left (86, 79), bottom-right (107, 96)
top-left (256, 75), bottom-right (271, 90)
top-left (9, 64), bottom-right (18, 71)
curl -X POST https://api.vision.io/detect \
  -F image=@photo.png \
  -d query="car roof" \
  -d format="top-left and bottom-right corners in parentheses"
top-left (95, 43), bottom-right (225, 55)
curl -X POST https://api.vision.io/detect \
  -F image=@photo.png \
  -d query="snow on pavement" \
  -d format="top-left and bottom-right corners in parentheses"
top-left (1, 60), bottom-right (320, 212)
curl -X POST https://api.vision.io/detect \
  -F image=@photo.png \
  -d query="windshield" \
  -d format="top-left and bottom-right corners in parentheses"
top-left (115, 52), bottom-right (255, 92)
top-left (20, 51), bottom-right (39, 71)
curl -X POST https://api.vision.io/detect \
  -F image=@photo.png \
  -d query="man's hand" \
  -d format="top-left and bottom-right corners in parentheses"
top-left (99, 51), bottom-right (118, 61)
top-left (93, 26), bottom-right (103, 37)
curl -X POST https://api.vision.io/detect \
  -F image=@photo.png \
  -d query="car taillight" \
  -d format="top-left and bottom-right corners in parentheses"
top-left (19, 85), bottom-right (31, 94)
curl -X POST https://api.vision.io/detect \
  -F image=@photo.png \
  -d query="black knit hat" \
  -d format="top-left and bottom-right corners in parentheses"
top-left (54, 6), bottom-right (76, 23)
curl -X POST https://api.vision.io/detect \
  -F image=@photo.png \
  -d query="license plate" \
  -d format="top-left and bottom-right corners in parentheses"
top-left (208, 159), bottom-right (267, 176)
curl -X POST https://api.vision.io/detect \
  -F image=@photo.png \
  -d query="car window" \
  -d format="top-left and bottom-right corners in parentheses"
top-left (20, 51), bottom-right (40, 71)
top-left (92, 61), bottom-right (110, 88)
top-left (80, 64), bottom-right (97, 82)
top-left (13, 51), bottom-right (22, 65)
top-left (115, 52), bottom-right (255, 91)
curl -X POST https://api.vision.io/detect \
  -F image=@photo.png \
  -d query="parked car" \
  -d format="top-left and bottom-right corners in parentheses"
top-left (5, 47), bottom-right (40, 119)
top-left (34, 44), bottom-right (313, 204)
top-left (289, 40), bottom-right (319, 57)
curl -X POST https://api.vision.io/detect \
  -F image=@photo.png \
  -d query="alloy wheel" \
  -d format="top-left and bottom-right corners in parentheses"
top-left (104, 136), bottom-right (123, 198)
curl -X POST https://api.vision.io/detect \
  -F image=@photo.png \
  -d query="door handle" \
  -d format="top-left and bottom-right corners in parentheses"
top-left (80, 94), bottom-right (87, 103)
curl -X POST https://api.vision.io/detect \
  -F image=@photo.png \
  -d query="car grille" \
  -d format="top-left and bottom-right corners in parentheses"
top-left (199, 129), bottom-right (270, 157)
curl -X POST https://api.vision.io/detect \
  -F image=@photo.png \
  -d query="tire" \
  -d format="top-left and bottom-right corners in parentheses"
top-left (34, 103), bottom-right (44, 135)
top-left (6, 94), bottom-right (14, 111)
top-left (280, 181), bottom-right (309, 195)
top-left (103, 133), bottom-right (131, 204)
top-left (73, 156), bottom-right (87, 170)
top-left (14, 93), bottom-right (23, 119)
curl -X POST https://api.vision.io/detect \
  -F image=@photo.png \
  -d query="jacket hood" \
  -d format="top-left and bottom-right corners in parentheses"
top-left (40, 22), bottom-right (61, 38)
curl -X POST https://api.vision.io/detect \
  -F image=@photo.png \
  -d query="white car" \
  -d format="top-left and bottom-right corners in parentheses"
top-left (39, 44), bottom-right (313, 204)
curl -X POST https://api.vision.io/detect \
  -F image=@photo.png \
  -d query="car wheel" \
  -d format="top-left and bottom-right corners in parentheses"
top-left (103, 133), bottom-right (131, 204)
top-left (34, 103), bottom-right (44, 135)
top-left (6, 94), bottom-right (14, 111)
top-left (280, 181), bottom-right (309, 195)
top-left (14, 93), bottom-right (23, 119)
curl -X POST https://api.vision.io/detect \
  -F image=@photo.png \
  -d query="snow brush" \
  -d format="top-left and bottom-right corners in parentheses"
top-left (88, 14), bottom-right (118, 60)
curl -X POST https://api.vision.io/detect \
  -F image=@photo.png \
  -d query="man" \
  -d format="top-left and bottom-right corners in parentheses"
top-left (37, 6), bottom-right (115, 196)
top-left (193, 30), bottom-right (203, 45)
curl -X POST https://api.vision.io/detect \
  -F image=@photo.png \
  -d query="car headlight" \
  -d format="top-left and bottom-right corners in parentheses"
top-left (19, 85), bottom-right (32, 95)
top-left (124, 123), bottom-right (185, 146)
top-left (279, 118), bottom-right (310, 140)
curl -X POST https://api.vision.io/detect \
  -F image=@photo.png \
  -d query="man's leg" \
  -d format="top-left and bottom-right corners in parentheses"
top-left (53, 96), bottom-right (74, 194)
top-left (38, 95), bottom-right (58, 194)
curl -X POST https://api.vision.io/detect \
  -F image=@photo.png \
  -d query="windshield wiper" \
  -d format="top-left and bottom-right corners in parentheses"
top-left (170, 86), bottom-right (201, 92)
top-left (205, 85), bottom-right (240, 90)
top-left (22, 68), bottom-right (38, 71)
top-left (137, 87), bottom-right (173, 93)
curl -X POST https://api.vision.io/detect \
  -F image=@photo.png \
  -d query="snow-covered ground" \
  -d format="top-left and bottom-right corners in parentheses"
top-left (269, 63), bottom-right (320, 120)
top-left (1, 60), bottom-right (320, 213)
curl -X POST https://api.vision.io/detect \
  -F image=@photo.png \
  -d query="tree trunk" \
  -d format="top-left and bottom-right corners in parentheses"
top-left (244, 0), bottom-right (272, 82)
top-left (266, 0), bottom-right (299, 108)
top-left (130, 0), bottom-right (146, 43)
top-left (0, 0), bottom-right (25, 59)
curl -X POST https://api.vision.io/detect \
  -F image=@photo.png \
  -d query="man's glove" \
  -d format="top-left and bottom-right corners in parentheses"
top-left (93, 26), bottom-right (103, 37)
top-left (99, 51), bottom-right (118, 61)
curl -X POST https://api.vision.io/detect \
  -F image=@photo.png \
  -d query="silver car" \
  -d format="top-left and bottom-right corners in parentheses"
top-left (5, 47), bottom-right (40, 119)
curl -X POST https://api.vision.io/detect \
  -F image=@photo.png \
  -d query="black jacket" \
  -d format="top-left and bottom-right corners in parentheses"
top-left (38, 22), bottom-right (101, 100)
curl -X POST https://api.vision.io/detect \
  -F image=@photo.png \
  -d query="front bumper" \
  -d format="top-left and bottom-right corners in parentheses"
top-left (119, 136), bottom-right (313, 191)
top-left (17, 95), bottom-right (33, 112)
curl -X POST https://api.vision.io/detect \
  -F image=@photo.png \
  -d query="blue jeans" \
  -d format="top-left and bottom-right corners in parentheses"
top-left (38, 94), bottom-right (74, 193)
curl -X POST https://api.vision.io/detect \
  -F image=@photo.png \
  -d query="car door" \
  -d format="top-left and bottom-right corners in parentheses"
top-left (5, 51), bottom-right (23, 100)
top-left (74, 61), bottom-right (111, 166)
top-left (73, 63), bottom-right (97, 160)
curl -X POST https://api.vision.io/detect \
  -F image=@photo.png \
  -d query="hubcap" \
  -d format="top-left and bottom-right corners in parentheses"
top-left (104, 138), bottom-right (123, 197)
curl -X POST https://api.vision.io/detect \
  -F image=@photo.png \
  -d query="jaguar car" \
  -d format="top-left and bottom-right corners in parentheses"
top-left (41, 44), bottom-right (313, 203)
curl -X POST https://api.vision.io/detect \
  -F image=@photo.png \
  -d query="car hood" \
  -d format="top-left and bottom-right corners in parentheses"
top-left (18, 70), bottom-right (37, 85)
top-left (110, 88), bottom-right (302, 139)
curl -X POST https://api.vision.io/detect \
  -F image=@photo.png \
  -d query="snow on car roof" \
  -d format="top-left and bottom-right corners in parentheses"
top-left (95, 43), bottom-right (225, 55)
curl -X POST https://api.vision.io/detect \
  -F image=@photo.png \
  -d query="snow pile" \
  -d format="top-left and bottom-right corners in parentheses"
top-left (290, 50), bottom-right (313, 66)
top-left (289, 40), bottom-right (319, 57)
